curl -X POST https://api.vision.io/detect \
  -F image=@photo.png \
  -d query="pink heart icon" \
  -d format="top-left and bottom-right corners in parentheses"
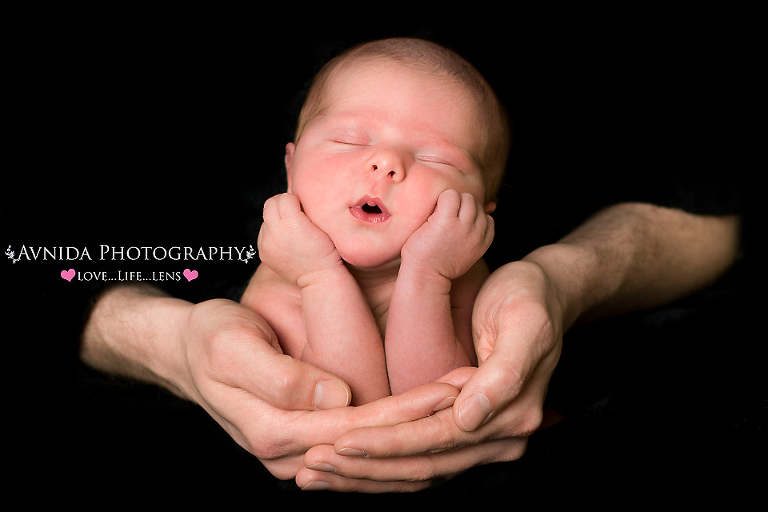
top-left (61, 269), bottom-right (75, 282)
top-left (183, 269), bottom-right (198, 282)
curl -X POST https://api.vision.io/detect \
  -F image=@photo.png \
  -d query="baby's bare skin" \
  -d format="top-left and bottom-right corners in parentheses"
top-left (241, 57), bottom-right (496, 405)
top-left (244, 189), bottom-right (492, 404)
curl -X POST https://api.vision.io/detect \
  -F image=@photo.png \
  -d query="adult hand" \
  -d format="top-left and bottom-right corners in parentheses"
top-left (175, 299), bottom-right (463, 482)
top-left (81, 285), bottom-right (460, 484)
top-left (295, 203), bottom-right (741, 492)
top-left (295, 260), bottom-right (564, 491)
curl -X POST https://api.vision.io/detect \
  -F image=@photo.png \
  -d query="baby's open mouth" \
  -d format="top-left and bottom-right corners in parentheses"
top-left (350, 195), bottom-right (390, 224)
top-left (362, 203), bottom-right (382, 214)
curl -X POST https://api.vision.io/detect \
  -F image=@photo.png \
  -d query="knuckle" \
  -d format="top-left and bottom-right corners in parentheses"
top-left (253, 440), bottom-right (290, 462)
top-left (203, 329), bottom-right (240, 377)
top-left (427, 415), bottom-right (464, 452)
top-left (249, 424), bottom-right (296, 462)
top-left (409, 414), bottom-right (464, 456)
top-left (401, 458), bottom-right (439, 482)
top-left (514, 408), bottom-right (544, 437)
top-left (268, 360), bottom-right (302, 401)
top-left (497, 439), bottom-right (529, 462)
top-left (262, 457), bottom-right (301, 480)
top-left (491, 362), bottom-right (526, 397)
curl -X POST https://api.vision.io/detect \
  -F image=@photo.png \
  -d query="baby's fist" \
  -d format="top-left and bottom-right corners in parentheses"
top-left (403, 189), bottom-right (494, 280)
top-left (257, 193), bottom-right (341, 285)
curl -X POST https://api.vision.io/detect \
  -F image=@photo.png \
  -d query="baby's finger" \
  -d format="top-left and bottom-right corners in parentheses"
top-left (434, 189), bottom-right (461, 218)
top-left (261, 195), bottom-right (281, 222)
top-left (256, 224), bottom-right (265, 253)
top-left (457, 192), bottom-right (480, 223)
top-left (484, 214), bottom-right (495, 245)
top-left (276, 192), bottom-right (303, 218)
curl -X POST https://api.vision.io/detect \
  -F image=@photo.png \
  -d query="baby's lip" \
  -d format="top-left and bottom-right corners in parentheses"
top-left (349, 195), bottom-right (391, 224)
top-left (353, 195), bottom-right (390, 216)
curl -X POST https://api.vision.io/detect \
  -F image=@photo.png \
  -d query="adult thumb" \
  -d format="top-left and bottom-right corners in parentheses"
top-left (247, 344), bottom-right (352, 411)
top-left (208, 301), bottom-right (352, 411)
top-left (451, 349), bottom-right (532, 432)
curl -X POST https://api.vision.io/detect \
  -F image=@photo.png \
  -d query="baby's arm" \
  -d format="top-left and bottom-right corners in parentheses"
top-left (385, 190), bottom-right (494, 394)
top-left (257, 193), bottom-right (390, 405)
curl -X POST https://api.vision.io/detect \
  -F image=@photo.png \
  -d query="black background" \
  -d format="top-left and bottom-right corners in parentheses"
top-left (5, 8), bottom-right (764, 508)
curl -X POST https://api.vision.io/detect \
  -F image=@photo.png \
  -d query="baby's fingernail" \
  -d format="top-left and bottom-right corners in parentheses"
top-left (457, 392), bottom-right (493, 431)
top-left (313, 380), bottom-right (350, 410)
top-left (433, 395), bottom-right (458, 412)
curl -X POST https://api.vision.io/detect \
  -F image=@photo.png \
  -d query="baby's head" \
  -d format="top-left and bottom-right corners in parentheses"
top-left (284, 38), bottom-right (510, 268)
top-left (293, 37), bottom-right (510, 203)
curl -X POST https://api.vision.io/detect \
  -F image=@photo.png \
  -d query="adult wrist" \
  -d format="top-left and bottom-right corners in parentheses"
top-left (522, 243), bottom-right (603, 330)
top-left (80, 283), bottom-right (194, 397)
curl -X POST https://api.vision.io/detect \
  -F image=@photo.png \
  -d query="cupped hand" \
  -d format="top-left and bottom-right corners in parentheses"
top-left (173, 298), bottom-right (460, 481)
top-left (294, 260), bottom-right (564, 492)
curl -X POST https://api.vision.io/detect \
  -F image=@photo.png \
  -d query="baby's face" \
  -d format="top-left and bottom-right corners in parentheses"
top-left (286, 59), bottom-right (491, 270)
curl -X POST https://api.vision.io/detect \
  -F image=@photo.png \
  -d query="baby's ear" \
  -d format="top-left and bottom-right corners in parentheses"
top-left (484, 202), bottom-right (496, 214)
top-left (284, 142), bottom-right (296, 192)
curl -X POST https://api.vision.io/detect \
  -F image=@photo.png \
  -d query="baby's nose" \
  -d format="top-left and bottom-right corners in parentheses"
top-left (372, 165), bottom-right (397, 179)
top-left (368, 151), bottom-right (405, 183)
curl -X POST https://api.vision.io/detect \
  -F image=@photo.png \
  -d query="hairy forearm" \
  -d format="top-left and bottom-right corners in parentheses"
top-left (524, 203), bottom-right (741, 328)
top-left (79, 283), bottom-right (192, 395)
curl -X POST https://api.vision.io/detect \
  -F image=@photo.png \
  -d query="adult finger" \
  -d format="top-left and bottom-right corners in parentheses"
top-left (229, 338), bottom-right (352, 411)
top-left (330, 393), bottom-right (534, 460)
top-left (322, 368), bottom-right (474, 460)
top-left (241, 380), bottom-right (463, 455)
top-left (300, 437), bottom-right (526, 488)
top-left (297, 467), bottom-right (431, 493)
top-left (193, 300), bottom-right (351, 411)
top-left (306, 381), bottom-right (461, 436)
top-left (333, 406), bottom-right (473, 458)
top-left (454, 271), bottom-right (559, 432)
top-left (452, 348), bottom-right (532, 432)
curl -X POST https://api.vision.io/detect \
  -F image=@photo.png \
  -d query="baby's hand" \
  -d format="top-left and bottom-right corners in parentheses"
top-left (402, 189), bottom-right (494, 280)
top-left (257, 193), bottom-right (342, 285)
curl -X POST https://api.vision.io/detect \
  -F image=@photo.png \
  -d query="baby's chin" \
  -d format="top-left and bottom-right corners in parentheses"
top-left (338, 248), bottom-right (402, 273)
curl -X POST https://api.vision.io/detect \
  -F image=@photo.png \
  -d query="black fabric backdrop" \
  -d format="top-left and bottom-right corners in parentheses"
top-left (5, 11), bottom-right (764, 508)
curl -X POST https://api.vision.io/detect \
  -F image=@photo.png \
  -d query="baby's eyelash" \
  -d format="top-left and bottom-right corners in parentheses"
top-left (416, 156), bottom-right (466, 174)
top-left (417, 156), bottom-right (454, 167)
top-left (330, 138), bottom-right (371, 147)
